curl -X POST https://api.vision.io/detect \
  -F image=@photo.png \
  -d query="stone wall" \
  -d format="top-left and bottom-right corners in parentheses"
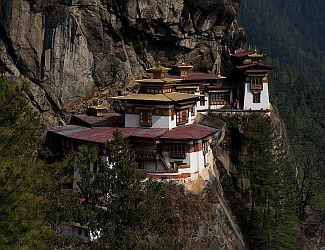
top-left (0, 0), bottom-right (244, 125)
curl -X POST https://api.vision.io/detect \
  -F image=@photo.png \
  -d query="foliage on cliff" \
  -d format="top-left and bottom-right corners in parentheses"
top-left (0, 77), bottom-right (54, 248)
top-left (66, 131), bottom-right (177, 248)
top-left (240, 2), bottom-right (325, 243)
top-left (224, 115), bottom-right (299, 249)
top-left (64, 130), bottom-right (245, 249)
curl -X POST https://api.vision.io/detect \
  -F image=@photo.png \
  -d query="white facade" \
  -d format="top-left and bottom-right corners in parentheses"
top-left (243, 82), bottom-right (270, 110)
top-left (196, 93), bottom-right (209, 111)
top-left (55, 224), bottom-right (90, 241)
top-left (125, 107), bottom-right (195, 130)
top-left (125, 114), bottom-right (175, 129)
top-left (196, 90), bottom-right (234, 111)
top-left (159, 139), bottom-right (213, 175)
top-left (161, 149), bottom-right (204, 174)
top-left (209, 104), bottom-right (227, 110)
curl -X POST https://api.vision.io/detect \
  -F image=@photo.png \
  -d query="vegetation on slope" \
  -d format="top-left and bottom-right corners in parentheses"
top-left (223, 114), bottom-right (300, 249)
top-left (0, 77), bottom-right (54, 249)
top-left (239, 0), bottom-right (325, 226)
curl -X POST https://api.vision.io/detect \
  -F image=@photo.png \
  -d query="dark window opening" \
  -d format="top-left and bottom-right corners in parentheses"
top-left (250, 77), bottom-right (263, 90)
top-left (93, 162), bottom-right (98, 172)
top-left (209, 92), bottom-right (229, 105)
top-left (200, 95), bottom-right (205, 106)
top-left (253, 93), bottom-right (261, 103)
top-left (169, 144), bottom-right (186, 159)
top-left (176, 109), bottom-right (188, 125)
top-left (140, 111), bottom-right (152, 127)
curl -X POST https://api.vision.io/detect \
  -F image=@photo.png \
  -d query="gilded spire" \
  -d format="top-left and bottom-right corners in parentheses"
top-left (146, 61), bottom-right (171, 79)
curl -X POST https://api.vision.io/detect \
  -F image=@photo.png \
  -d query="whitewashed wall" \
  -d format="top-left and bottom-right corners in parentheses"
top-left (196, 93), bottom-right (209, 111)
top-left (125, 111), bottom-right (195, 129)
top-left (243, 82), bottom-right (270, 110)
top-left (125, 114), bottom-right (175, 129)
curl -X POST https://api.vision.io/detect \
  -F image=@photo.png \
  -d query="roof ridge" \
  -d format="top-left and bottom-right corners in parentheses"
top-left (163, 93), bottom-right (174, 101)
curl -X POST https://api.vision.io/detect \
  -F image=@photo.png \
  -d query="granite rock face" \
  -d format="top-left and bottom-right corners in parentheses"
top-left (0, 0), bottom-right (244, 124)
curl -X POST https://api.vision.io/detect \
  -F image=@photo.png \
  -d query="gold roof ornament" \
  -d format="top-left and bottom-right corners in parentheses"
top-left (176, 62), bottom-right (193, 77)
top-left (146, 61), bottom-right (171, 74)
top-left (177, 62), bottom-right (193, 70)
top-left (87, 98), bottom-right (108, 117)
top-left (89, 98), bottom-right (105, 108)
top-left (248, 48), bottom-right (264, 58)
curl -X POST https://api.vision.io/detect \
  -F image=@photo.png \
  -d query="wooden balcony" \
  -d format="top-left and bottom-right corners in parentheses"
top-left (169, 152), bottom-right (186, 159)
top-left (138, 169), bottom-right (177, 174)
top-left (250, 83), bottom-right (263, 91)
top-left (135, 150), bottom-right (158, 161)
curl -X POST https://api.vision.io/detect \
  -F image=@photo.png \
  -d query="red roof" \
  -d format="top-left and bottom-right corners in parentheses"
top-left (70, 113), bottom-right (124, 127)
top-left (50, 124), bottom-right (217, 143)
top-left (50, 125), bottom-right (89, 136)
top-left (236, 63), bottom-right (272, 71)
top-left (231, 50), bottom-right (252, 58)
top-left (160, 124), bottom-right (218, 140)
top-left (53, 127), bottom-right (168, 144)
top-left (68, 127), bottom-right (133, 143)
top-left (129, 128), bottom-right (168, 139)
top-left (208, 80), bottom-right (237, 89)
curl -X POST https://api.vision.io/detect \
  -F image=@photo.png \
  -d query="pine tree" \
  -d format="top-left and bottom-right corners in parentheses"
top-left (239, 114), bottom-right (299, 249)
top-left (73, 130), bottom-right (174, 248)
top-left (0, 77), bottom-right (54, 249)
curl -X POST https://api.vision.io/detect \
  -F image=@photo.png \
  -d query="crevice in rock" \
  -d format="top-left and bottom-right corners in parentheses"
top-left (0, 22), bottom-right (64, 118)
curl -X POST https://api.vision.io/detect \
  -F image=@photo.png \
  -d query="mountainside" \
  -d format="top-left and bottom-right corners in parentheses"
top-left (239, 0), bottom-right (325, 247)
top-left (0, 0), bottom-right (244, 125)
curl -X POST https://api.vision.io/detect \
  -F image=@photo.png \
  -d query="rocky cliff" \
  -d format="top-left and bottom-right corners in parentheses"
top-left (0, 0), bottom-right (244, 124)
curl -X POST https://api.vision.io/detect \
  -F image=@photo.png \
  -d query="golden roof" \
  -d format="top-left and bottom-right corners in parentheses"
top-left (248, 52), bottom-right (264, 58)
top-left (111, 92), bottom-right (201, 102)
top-left (135, 78), bottom-right (181, 83)
top-left (177, 64), bottom-right (193, 70)
top-left (88, 104), bottom-right (108, 110)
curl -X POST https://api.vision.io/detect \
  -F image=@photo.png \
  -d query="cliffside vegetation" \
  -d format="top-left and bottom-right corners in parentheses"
top-left (63, 131), bottom-right (245, 249)
top-left (221, 114), bottom-right (300, 249)
top-left (67, 131), bottom-right (178, 249)
top-left (0, 77), bottom-right (53, 248)
top-left (240, 0), bottom-right (325, 233)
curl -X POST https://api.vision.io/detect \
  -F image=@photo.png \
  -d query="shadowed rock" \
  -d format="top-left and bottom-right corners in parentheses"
top-left (0, 0), bottom-right (244, 124)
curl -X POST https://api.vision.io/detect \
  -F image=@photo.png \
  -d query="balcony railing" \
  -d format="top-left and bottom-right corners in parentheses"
top-left (138, 169), bottom-right (177, 174)
top-left (135, 150), bottom-right (158, 161)
top-left (250, 84), bottom-right (263, 91)
top-left (169, 152), bottom-right (186, 159)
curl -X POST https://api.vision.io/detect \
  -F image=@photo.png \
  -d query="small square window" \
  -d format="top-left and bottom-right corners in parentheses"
top-left (169, 144), bottom-right (186, 159)
top-left (176, 109), bottom-right (188, 125)
top-left (253, 93), bottom-right (261, 103)
top-left (140, 110), bottom-right (152, 127)
top-left (250, 77), bottom-right (263, 90)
